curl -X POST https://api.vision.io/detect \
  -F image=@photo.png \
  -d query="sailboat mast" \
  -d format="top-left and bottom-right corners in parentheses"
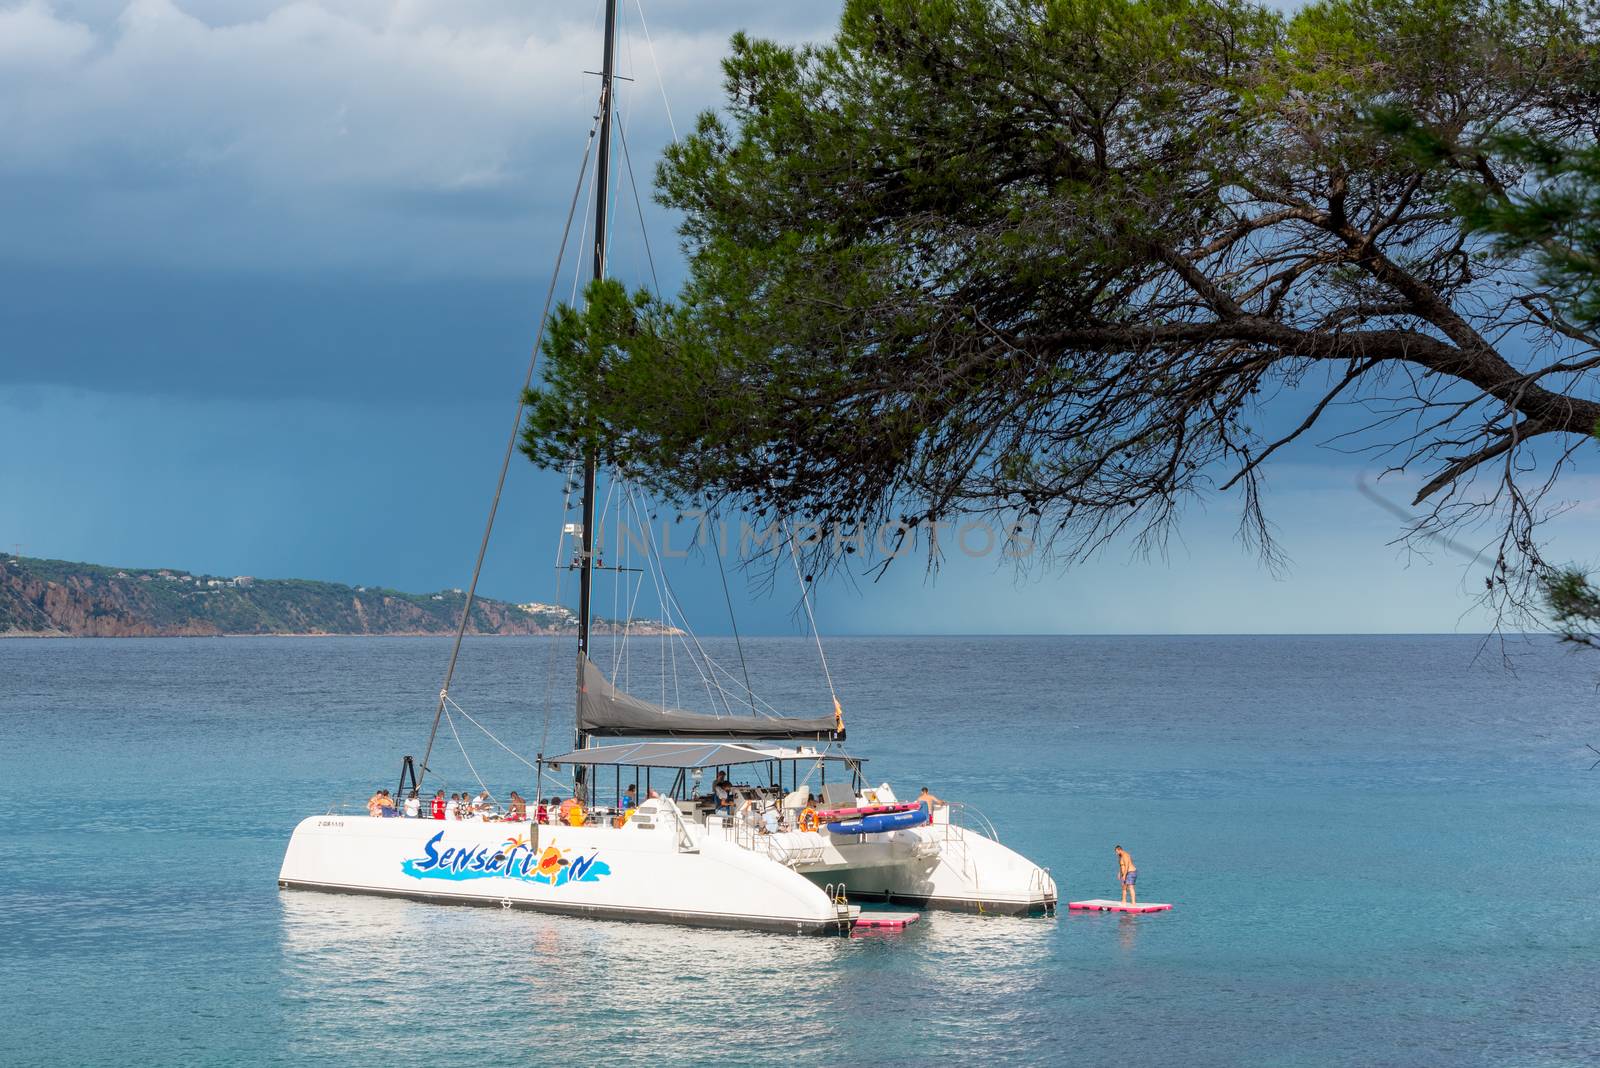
top-left (576, 0), bottom-right (617, 753)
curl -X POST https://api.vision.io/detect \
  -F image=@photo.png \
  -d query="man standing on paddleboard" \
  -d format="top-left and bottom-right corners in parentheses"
top-left (1116, 845), bottom-right (1137, 905)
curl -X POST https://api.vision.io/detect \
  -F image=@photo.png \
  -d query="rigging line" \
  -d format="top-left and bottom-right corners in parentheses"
top-left (616, 14), bottom-right (639, 285)
top-left (627, 487), bottom-right (728, 715)
top-left (620, 493), bottom-right (771, 718)
top-left (614, 115), bottom-right (661, 295)
top-left (613, 484), bottom-right (644, 693)
top-left (537, 457), bottom-right (579, 763)
top-left (607, 109), bottom-right (625, 279)
top-left (571, 147), bottom-right (598, 304)
top-left (443, 704), bottom-right (492, 798)
top-left (416, 111), bottom-right (601, 791)
top-left (707, 503), bottom-right (757, 716)
top-left (444, 695), bottom-right (537, 770)
top-left (608, 476), bottom-right (624, 681)
top-left (618, 505), bottom-right (649, 678)
top-left (622, 485), bottom-right (711, 697)
top-left (624, 484), bottom-right (680, 708)
top-left (783, 518), bottom-right (839, 703)
top-left (595, 473), bottom-right (623, 677)
top-left (538, 764), bottom-right (566, 798)
top-left (631, 0), bottom-right (679, 143)
top-left (685, 640), bottom-right (785, 718)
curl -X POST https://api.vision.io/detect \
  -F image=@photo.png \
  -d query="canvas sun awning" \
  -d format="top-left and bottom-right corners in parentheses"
top-left (540, 739), bottom-right (860, 770)
top-left (575, 654), bottom-right (841, 741)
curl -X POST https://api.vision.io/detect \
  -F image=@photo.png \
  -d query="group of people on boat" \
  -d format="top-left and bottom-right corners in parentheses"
top-left (365, 780), bottom-right (953, 837)
top-left (362, 785), bottom-right (608, 825)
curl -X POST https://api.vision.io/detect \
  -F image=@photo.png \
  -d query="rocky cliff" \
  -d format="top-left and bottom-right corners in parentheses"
top-left (0, 555), bottom-right (671, 638)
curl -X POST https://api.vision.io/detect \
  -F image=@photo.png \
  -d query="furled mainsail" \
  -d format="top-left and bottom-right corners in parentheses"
top-left (576, 654), bottom-right (840, 740)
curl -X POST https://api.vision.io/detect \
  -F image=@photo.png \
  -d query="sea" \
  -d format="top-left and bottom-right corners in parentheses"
top-left (3, 634), bottom-right (1598, 1066)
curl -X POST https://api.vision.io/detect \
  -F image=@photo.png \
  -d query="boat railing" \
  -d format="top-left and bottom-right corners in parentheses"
top-left (943, 801), bottom-right (1001, 842)
top-left (649, 799), bottom-right (699, 853)
top-left (762, 834), bottom-right (826, 868)
top-left (705, 816), bottom-right (825, 867)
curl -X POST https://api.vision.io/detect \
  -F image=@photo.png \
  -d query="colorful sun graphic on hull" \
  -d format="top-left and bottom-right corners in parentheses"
top-left (535, 841), bottom-right (572, 883)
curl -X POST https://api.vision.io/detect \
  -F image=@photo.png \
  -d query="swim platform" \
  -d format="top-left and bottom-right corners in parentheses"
top-left (853, 911), bottom-right (922, 930)
top-left (1067, 899), bottom-right (1172, 913)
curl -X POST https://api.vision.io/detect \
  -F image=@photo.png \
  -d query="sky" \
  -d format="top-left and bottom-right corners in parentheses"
top-left (2, 0), bottom-right (1597, 636)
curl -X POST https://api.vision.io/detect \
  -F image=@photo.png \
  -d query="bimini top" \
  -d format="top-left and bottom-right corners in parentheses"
top-left (540, 739), bottom-right (860, 770)
top-left (576, 653), bottom-right (842, 741)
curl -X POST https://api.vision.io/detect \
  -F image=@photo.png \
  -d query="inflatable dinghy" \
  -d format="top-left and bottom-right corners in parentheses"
top-left (825, 807), bottom-right (930, 835)
top-left (817, 801), bottom-right (920, 822)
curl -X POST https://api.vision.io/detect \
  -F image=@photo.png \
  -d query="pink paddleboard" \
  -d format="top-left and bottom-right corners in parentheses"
top-left (1068, 899), bottom-right (1172, 914)
top-left (853, 911), bottom-right (922, 931)
top-left (818, 801), bottom-right (921, 821)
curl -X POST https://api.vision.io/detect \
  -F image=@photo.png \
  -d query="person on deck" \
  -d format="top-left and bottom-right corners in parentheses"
top-left (472, 789), bottom-right (492, 815)
top-left (366, 790), bottom-right (384, 818)
top-left (737, 794), bottom-right (761, 828)
top-left (535, 798), bottom-right (549, 824)
top-left (713, 773), bottom-right (733, 815)
top-left (916, 786), bottom-right (945, 823)
top-left (1115, 845), bottom-right (1138, 905)
top-left (507, 792), bottom-right (527, 821)
top-left (621, 784), bottom-right (638, 810)
top-left (430, 790), bottom-right (447, 819)
top-left (565, 797), bottom-right (586, 827)
top-left (376, 790), bottom-right (396, 818)
top-left (403, 790), bottom-right (421, 818)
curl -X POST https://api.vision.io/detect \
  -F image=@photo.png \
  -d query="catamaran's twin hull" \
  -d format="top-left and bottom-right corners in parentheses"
top-left (784, 825), bottom-right (1058, 917)
top-left (278, 813), bottom-right (1055, 934)
top-left (279, 815), bottom-right (853, 935)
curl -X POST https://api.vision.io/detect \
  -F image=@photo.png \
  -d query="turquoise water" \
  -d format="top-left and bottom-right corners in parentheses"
top-left (4, 634), bottom-right (1598, 1066)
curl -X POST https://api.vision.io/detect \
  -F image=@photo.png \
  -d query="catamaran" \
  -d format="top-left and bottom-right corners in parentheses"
top-left (277, 0), bottom-right (1057, 935)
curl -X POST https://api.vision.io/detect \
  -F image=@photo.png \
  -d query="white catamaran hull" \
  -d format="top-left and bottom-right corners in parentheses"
top-left (279, 814), bottom-right (854, 934)
top-left (278, 809), bottom-right (1055, 934)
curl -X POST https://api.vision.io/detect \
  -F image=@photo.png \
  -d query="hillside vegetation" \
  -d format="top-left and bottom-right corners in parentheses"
top-left (0, 554), bottom-right (666, 638)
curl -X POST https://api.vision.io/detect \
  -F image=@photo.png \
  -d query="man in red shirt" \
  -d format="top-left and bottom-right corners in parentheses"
top-left (430, 790), bottom-right (447, 819)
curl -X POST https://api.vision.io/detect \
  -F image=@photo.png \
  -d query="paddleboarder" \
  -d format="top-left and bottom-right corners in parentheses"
top-left (1115, 845), bottom-right (1137, 905)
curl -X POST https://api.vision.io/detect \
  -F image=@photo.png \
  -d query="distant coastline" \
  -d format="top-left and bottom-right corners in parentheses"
top-left (0, 554), bottom-right (677, 639)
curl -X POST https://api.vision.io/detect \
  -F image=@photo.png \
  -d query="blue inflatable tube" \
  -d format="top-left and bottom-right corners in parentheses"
top-left (825, 806), bottom-right (930, 835)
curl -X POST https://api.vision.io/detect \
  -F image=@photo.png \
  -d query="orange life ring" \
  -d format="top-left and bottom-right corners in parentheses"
top-left (799, 807), bottom-right (819, 833)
